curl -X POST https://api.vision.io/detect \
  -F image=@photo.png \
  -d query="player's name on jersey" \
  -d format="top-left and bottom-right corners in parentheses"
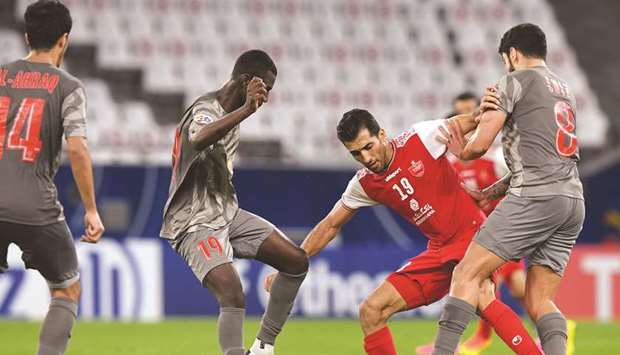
top-left (0, 69), bottom-right (59, 94)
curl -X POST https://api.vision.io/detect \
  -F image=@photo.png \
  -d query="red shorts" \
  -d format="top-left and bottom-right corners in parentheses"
top-left (386, 225), bottom-right (477, 309)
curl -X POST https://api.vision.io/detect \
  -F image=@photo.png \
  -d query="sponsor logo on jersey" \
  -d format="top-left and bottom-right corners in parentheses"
top-left (408, 160), bottom-right (425, 178)
top-left (413, 203), bottom-right (435, 225)
top-left (512, 335), bottom-right (523, 346)
top-left (384, 167), bottom-right (402, 182)
top-left (409, 198), bottom-right (420, 211)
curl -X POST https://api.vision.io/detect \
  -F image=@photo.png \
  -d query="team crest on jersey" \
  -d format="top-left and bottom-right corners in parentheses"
top-left (193, 111), bottom-right (215, 125)
top-left (393, 126), bottom-right (415, 148)
top-left (409, 198), bottom-right (420, 211)
top-left (408, 160), bottom-right (425, 178)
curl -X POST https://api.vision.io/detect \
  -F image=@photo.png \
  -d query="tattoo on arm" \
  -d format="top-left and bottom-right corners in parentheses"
top-left (482, 173), bottom-right (511, 200)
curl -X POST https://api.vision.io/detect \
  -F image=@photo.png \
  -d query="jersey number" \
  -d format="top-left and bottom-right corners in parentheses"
top-left (0, 96), bottom-right (45, 162)
top-left (392, 177), bottom-right (414, 200)
top-left (554, 101), bottom-right (578, 157)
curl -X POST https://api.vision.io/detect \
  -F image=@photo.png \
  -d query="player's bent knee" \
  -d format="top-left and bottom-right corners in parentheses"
top-left (359, 299), bottom-right (385, 327)
top-left (284, 247), bottom-right (309, 275)
top-left (50, 280), bottom-right (81, 302)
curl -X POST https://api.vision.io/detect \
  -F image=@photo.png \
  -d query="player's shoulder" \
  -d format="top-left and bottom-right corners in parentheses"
top-left (354, 167), bottom-right (371, 181)
top-left (392, 124), bottom-right (419, 148)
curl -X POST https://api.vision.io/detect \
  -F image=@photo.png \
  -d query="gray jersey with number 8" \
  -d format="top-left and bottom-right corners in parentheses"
top-left (495, 66), bottom-right (583, 199)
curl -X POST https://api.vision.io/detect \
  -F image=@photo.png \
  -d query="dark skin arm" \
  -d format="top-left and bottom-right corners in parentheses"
top-left (189, 77), bottom-right (268, 151)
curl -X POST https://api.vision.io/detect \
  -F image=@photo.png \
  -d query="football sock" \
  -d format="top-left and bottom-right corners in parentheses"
top-left (37, 297), bottom-right (77, 355)
top-left (257, 271), bottom-right (307, 345)
top-left (481, 299), bottom-right (541, 354)
top-left (536, 312), bottom-right (567, 355)
top-left (432, 296), bottom-right (477, 355)
top-left (363, 326), bottom-right (397, 355)
top-left (219, 307), bottom-right (246, 355)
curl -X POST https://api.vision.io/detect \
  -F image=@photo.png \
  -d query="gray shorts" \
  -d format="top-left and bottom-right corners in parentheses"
top-left (170, 209), bottom-right (275, 283)
top-left (0, 220), bottom-right (79, 288)
top-left (474, 194), bottom-right (585, 276)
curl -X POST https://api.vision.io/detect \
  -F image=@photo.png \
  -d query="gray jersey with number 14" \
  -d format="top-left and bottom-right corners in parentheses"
top-left (0, 60), bottom-right (87, 225)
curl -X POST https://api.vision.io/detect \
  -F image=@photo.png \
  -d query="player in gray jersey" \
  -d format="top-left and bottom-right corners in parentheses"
top-left (433, 24), bottom-right (584, 355)
top-left (0, 2), bottom-right (104, 355)
top-left (160, 50), bottom-right (308, 355)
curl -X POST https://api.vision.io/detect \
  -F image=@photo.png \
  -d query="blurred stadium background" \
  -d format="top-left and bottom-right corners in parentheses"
top-left (1, 0), bottom-right (620, 354)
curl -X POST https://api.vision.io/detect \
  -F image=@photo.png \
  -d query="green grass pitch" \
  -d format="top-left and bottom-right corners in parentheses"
top-left (1, 318), bottom-right (619, 354)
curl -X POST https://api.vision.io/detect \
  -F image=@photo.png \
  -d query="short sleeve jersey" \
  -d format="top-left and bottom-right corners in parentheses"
top-left (341, 120), bottom-right (486, 244)
top-left (160, 92), bottom-right (240, 239)
top-left (495, 66), bottom-right (583, 199)
top-left (0, 60), bottom-right (87, 225)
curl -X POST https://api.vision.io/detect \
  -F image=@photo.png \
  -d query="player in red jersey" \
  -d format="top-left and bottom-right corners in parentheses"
top-left (265, 109), bottom-right (541, 355)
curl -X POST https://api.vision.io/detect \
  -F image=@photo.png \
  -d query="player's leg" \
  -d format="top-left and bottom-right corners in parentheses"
top-left (433, 194), bottom-right (550, 355)
top-left (203, 263), bottom-right (246, 355)
top-left (459, 276), bottom-right (499, 354)
top-left (477, 278), bottom-right (541, 355)
top-left (359, 280), bottom-right (408, 355)
top-left (432, 241), bottom-right (506, 355)
top-left (460, 261), bottom-right (526, 353)
top-left (172, 227), bottom-right (245, 355)
top-left (11, 221), bottom-right (81, 355)
top-left (525, 197), bottom-right (584, 355)
top-left (226, 210), bottom-right (308, 353)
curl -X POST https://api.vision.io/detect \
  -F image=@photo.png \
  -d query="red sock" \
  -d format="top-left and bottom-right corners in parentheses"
top-left (482, 300), bottom-right (541, 355)
top-left (363, 326), bottom-right (397, 355)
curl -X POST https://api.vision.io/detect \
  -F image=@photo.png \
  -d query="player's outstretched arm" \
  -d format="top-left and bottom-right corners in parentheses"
top-left (190, 77), bottom-right (267, 151)
top-left (264, 202), bottom-right (356, 292)
top-left (66, 137), bottom-right (104, 243)
top-left (301, 202), bottom-right (357, 257)
top-left (459, 109), bottom-right (507, 160)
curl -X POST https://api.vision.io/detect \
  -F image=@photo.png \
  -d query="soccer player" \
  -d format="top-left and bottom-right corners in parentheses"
top-left (266, 109), bottom-right (542, 355)
top-left (416, 93), bottom-right (529, 355)
top-left (0, 2), bottom-right (104, 355)
top-left (160, 50), bottom-right (308, 355)
top-left (432, 24), bottom-right (584, 355)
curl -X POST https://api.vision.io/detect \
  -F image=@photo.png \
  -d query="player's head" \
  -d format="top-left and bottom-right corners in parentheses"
top-left (498, 23), bottom-right (547, 72)
top-left (24, 0), bottom-right (73, 67)
top-left (337, 109), bottom-right (391, 173)
top-left (232, 49), bottom-right (277, 103)
top-left (452, 92), bottom-right (478, 115)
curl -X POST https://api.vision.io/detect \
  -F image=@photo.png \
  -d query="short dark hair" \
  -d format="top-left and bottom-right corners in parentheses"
top-left (337, 109), bottom-right (381, 143)
top-left (453, 91), bottom-right (477, 103)
top-left (232, 49), bottom-right (277, 79)
top-left (498, 23), bottom-right (547, 60)
top-left (24, 0), bottom-right (72, 50)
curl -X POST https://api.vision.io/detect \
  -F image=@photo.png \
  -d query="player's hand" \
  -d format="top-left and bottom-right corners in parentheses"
top-left (243, 76), bottom-right (268, 114)
top-left (264, 272), bottom-right (278, 293)
top-left (460, 182), bottom-right (493, 209)
top-left (81, 210), bottom-right (104, 243)
top-left (437, 119), bottom-right (467, 159)
top-left (480, 86), bottom-right (501, 113)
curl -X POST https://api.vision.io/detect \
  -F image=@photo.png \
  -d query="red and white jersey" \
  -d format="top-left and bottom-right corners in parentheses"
top-left (340, 120), bottom-right (486, 245)
top-left (450, 148), bottom-right (509, 215)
